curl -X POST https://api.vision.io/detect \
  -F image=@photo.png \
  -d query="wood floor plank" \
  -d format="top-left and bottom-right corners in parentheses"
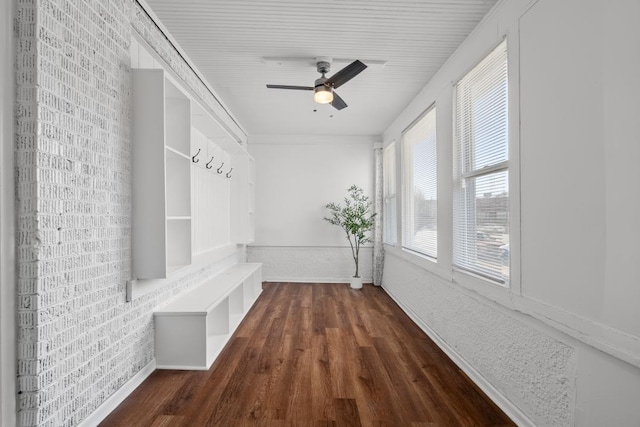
top-left (286, 302), bottom-right (312, 351)
top-left (344, 305), bottom-right (374, 347)
top-left (234, 371), bottom-right (271, 422)
top-left (191, 345), bottom-right (262, 426)
top-left (371, 337), bottom-right (436, 423)
top-left (174, 337), bottom-right (251, 423)
top-left (99, 370), bottom-right (200, 426)
top-left (333, 398), bottom-right (362, 427)
top-left (299, 283), bottom-right (313, 308)
top-left (326, 327), bottom-right (360, 399)
top-left (320, 290), bottom-right (339, 329)
top-left (263, 336), bottom-right (296, 419)
top-left (392, 339), bottom-right (474, 426)
top-left (311, 334), bottom-right (335, 422)
top-left (257, 321), bottom-right (286, 374)
top-left (284, 341), bottom-right (313, 423)
top-left (354, 345), bottom-right (404, 425)
top-left (100, 283), bottom-right (516, 427)
top-left (148, 415), bottom-right (188, 427)
top-left (311, 285), bottom-right (327, 335)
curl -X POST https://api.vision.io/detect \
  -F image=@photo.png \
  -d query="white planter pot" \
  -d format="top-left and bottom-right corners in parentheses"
top-left (350, 276), bottom-right (363, 290)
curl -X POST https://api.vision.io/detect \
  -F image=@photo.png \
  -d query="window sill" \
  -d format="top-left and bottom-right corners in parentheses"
top-left (451, 267), bottom-right (511, 304)
top-left (386, 246), bottom-right (452, 280)
top-left (452, 266), bottom-right (509, 289)
top-left (385, 246), bottom-right (511, 299)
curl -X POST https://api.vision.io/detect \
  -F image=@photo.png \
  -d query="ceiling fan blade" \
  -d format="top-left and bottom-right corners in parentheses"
top-left (331, 91), bottom-right (348, 110)
top-left (266, 84), bottom-right (314, 90)
top-left (325, 60), bottom-right (367, 89)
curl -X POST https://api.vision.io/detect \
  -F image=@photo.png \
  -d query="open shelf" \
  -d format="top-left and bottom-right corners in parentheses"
top-left (167, 218), bottom-right (191, 271)
top-left (229, 286), bottom-right (244, 316)
top-left (165, 80), bottom-right (191, 155)
top-left (166, 149), bottom-right (191, 218)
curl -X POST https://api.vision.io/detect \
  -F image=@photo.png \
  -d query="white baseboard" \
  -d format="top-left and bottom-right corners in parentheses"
top-left (78, 359), bottom-right (156, 427)
top-left (264, 277), bottom-right (373, 284)
top-left (382, 286), bottom-right (535, 427)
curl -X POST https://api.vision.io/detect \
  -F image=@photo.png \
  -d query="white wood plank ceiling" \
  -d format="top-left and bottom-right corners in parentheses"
top-left (142, 0), bottom-right (498, 137)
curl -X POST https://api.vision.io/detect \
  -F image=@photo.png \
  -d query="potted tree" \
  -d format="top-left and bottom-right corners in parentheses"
top-left (324, 185), bottom-right (376, 289)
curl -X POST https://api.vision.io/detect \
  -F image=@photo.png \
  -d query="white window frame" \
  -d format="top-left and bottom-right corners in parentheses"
top-left (401, 106), bottom-right (438, 259)
top-left (453, 39), bottom-right (510, 286)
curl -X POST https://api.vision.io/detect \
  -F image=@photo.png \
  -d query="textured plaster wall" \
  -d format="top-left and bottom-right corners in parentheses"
top-left (248, 246), bottom-right (373, 283)
top-left (383, 253), bottom-right (576, 426)
top-left (14, 0), bottom-right (243, 425)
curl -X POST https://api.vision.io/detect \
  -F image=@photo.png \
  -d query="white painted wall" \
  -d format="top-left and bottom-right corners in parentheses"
top-left (382, 0), bottom-right (640, 425)
top-left (248, 135), bottom-right (376, 282)
top-left (1, 0), bottom-right (16, 424)
top-left (519, 0), bottom-right (640, 338)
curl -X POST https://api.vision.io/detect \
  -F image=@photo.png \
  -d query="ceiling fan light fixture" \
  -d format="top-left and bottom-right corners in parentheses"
top-left (267, 59), bottom-right (367, 110)
top-left (313, 84), bottom-right (334, 104)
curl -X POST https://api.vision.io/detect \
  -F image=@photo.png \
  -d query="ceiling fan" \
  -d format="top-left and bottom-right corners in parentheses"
top-left (266, 57), bottom-right (367, 110)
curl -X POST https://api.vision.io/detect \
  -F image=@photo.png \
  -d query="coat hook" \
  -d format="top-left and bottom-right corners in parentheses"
top-left (217, 162), bottom-right (225, 174)
top-left (206, 156), bottom-right (214, 169)
top-left (192, 148), bottom-right (201, 163)
top-left (226, 167), bottom-right (233, 178)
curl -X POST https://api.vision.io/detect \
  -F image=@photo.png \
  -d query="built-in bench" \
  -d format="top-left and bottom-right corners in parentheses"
top-left (154, 263), bottom-right (262, 370)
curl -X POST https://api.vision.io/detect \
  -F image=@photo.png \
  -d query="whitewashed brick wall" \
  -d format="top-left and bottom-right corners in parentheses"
top-left (15, 0), bottom-right (244, 425)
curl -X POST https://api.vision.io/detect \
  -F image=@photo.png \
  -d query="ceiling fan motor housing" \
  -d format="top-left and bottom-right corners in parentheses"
top-left (314, 76), bottom-right (329, 88)
top-left (316, 60), bottom-right (331, 75)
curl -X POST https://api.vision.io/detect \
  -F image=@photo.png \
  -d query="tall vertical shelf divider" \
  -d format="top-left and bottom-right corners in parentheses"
top-left (231, 152), bottom-right (256, 244)
top-left (132, 69), bottom-right (192, 279)
top-left (248, 156), bottom-right (255, 241)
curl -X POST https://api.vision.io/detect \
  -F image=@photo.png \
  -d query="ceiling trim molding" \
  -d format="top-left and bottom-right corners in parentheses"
top-left (134, 0), bottom-right (248, 140)
top-left (248, 134), bottom-right (381, 145)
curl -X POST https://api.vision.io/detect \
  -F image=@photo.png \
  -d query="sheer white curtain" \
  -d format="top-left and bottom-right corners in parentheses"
top-left (373, 146), bottom-right (384, 286)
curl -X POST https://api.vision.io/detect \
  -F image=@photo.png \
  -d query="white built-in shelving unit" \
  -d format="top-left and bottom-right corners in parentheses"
top-left (132, 70), bottom-right (193, 279)
top-left (130, 37), bottom-right (259, 371)
top-left (131, 68), bottom-right (255, 279)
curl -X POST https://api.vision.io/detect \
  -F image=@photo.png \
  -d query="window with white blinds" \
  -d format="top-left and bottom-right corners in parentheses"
top-left (453, 39), bottom-right (509, 284)
top-left (383, 142), bottom-right (397, 245)
top-left (402, 107), bottom-right (437, 258)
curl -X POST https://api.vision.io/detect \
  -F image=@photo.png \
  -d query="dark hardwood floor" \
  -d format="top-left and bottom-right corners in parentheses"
top-left (100, 283), bottom-right (515, 426)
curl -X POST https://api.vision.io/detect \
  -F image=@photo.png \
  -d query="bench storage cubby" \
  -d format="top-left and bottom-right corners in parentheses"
top-left (154, 263), bottom-right (262, 370)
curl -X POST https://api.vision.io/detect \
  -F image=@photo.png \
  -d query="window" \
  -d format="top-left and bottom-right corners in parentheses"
top-left (402, 107), bottom-right (437, 258)
top-left (383, 142), bottom-right (397, 245)
top-left (454, 40), bottom-right (509, 284)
